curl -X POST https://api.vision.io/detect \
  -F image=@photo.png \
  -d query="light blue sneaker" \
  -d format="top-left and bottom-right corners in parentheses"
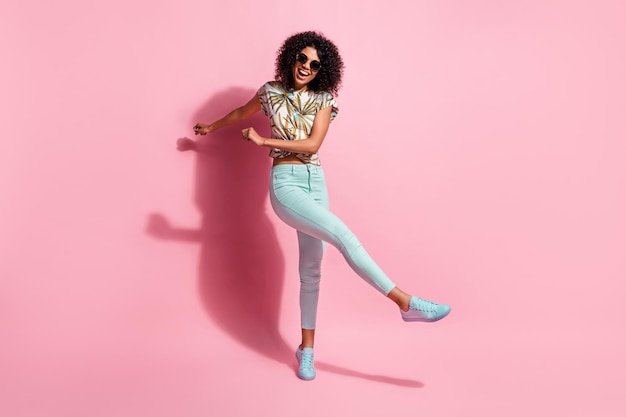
top-left (401, 296), bottom-right (451, 322)
top-left (295, 347), bottom-right (316, 380)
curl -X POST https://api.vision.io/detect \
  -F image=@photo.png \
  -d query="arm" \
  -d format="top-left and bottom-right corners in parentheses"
top-left (178, 94), bottom-right (262, 151)
top-left (242, 105), bottom-right (333, 154)
top-left (194, 94), bottom-right (262, 134)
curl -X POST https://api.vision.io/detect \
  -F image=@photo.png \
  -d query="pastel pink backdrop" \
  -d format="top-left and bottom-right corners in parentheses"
top-left (1, 1), bottom-right (625, 416)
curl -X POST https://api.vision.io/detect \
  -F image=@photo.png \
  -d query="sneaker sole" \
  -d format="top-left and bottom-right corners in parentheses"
top-left (401, 310), bottom-right (451, 322)
top-left (297, 372), bottom-right (316, 381)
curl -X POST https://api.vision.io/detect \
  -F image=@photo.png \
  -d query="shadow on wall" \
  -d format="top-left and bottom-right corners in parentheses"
top-left (147, 87), bottom-right (291, 364)
top-left (146, 86), bottom-right (424, 387)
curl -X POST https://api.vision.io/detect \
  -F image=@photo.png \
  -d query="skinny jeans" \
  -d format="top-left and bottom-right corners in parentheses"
top-left (269, 163), bottom-right (397, 329)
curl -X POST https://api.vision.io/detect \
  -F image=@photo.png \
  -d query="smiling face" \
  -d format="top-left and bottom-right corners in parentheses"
top-left (292, 46), bottom-right (320, 91)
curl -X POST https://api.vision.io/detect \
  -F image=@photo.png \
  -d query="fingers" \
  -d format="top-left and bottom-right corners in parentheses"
top-left (193, 124), bottom-right (208, 135)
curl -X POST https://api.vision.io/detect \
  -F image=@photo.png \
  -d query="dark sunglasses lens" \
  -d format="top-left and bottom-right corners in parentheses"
top-left (296, 53), bottom-right (308, 65)
top-left (310, 60), bottom-right (321, 71)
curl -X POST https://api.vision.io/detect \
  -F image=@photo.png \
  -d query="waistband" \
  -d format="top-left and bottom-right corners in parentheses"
top-left (271, 164), bottom-right (324, 174)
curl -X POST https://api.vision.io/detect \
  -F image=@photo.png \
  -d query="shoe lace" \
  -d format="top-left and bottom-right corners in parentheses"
top-left (412, 297), bottom-right (437, 313)
top-left (300, 352), bottom-right (314, 370)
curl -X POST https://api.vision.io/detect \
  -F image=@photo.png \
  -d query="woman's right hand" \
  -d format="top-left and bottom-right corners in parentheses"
top-left (176, 137), bottom-right (196, 152)
top-left (193, 123), bottom-right (211, 135)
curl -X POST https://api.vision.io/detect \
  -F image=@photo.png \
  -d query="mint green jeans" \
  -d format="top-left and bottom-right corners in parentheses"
top-left (269, 164), bottom-right (397, 329)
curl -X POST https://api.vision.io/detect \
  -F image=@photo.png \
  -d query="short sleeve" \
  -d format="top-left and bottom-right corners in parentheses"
top-left (319, 92), bottom-right (338, 122)
top-left (257, 82), bottom-right (271, 117)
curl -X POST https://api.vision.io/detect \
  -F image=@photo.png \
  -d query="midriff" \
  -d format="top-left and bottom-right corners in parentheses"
top-left (272, 155), bottom-right (307, 166)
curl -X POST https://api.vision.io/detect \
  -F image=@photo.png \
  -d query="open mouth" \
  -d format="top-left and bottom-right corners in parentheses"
top-left (297, 69), bottom-right (310, 77)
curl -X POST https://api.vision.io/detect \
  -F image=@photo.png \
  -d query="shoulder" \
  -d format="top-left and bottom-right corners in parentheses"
top-left (312, 90), bottom-right (338, 108)
top-left (312, 90), bottom-right (338, 121)
top-left (317, 90), bottom-right (335, 101)
top-left (258, 81), bottom-right (287, 95)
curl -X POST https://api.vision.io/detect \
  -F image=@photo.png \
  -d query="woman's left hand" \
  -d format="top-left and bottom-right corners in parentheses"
top-left (241, 127), bottom-right (264, 147)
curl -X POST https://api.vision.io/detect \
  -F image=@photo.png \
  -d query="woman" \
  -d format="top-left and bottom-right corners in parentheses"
top-left (177, 31), bottom-right (450, 381)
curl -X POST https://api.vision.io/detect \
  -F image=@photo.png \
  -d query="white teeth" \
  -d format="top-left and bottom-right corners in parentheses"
top-left (298, 69), bottom-right (309, 76)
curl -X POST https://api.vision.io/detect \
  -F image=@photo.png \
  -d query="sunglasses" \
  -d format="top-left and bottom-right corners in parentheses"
top-left (296, 52), bottom-right (321, 72)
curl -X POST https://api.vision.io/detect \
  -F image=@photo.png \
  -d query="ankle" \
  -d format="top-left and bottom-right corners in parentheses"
top-left (387, 287), bottom-right (411, 311)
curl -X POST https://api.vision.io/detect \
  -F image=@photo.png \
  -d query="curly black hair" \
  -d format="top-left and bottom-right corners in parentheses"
top-left (275, 31), bottom-right (344, 96)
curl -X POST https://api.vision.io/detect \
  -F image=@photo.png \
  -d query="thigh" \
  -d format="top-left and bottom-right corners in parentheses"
top-left (271, 182), bottom-right (352, 249)
top-left (307, 165), bottom-right (329, 210)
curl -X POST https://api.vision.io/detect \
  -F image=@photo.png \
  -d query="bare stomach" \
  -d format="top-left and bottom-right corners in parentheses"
top-left (272, 155), bottom-right (306, 166)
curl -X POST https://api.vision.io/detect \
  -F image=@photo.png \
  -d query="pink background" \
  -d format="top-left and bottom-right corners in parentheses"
top-left (2, 0), bottom-right (625, 416)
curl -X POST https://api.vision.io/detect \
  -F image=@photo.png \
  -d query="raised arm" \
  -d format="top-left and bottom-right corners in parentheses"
top-left (242, 105), bottom-right (332, 154)
top-left (178, 93), bottom-right (262, 152)
top-left (194, 93), bottom-right (262, 135)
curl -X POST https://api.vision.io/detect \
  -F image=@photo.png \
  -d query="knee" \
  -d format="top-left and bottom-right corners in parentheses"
top-left (333, 229), bottom-right (362, 256)
top-left (299, 258), bottom-right (322, 280)
top-left (299, 257), bottom-right (322, 291)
